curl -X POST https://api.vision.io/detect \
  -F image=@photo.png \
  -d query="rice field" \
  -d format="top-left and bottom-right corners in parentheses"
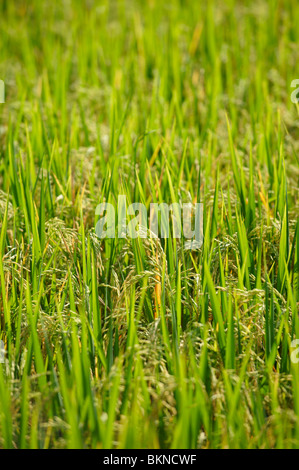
top-left (0, 0), bottom-right (299, 449)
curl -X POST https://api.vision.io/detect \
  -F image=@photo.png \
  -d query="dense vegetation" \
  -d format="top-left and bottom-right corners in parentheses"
top-left (0, 0), bottom-right (298, 449)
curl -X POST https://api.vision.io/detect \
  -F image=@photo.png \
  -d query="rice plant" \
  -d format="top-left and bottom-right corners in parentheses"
top-left (0, 0), bottom-right (298, 449)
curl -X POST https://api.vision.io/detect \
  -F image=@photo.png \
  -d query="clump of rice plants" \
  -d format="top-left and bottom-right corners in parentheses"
top-left (0, 0), bottom-right (298, 449)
